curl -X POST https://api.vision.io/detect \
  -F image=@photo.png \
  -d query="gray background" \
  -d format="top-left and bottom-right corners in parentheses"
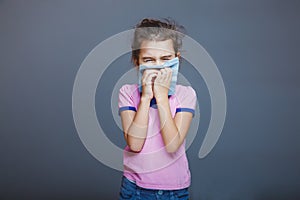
top-left (1, 0), bottom-right (299, 199)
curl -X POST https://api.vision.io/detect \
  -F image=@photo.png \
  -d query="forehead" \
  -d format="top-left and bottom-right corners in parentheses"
top-left (139, 39), bottom-right (175, 56)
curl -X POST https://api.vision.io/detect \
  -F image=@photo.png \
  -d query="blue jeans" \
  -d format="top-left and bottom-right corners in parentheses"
top-left (119, 176), bottom-right (189, 200)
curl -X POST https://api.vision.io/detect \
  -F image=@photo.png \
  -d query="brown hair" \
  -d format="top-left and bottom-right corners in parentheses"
top-left (131, 18), bottom-right (186, 66)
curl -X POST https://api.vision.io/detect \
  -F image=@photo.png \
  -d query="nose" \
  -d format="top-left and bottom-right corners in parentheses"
top-left (155, 60), bottom-right (164, 66)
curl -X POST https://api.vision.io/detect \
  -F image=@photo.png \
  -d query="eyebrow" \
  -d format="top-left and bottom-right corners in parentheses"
top-left (141, 55), bottom-right (174, 59)
top-left (161, 55), bottom-right (173, 58)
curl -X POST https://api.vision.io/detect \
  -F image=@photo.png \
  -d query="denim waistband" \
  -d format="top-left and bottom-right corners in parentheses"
top-left (121, 175), bottom-right (189, 196)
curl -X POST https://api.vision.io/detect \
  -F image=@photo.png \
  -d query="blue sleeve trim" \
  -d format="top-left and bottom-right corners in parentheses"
top-left (176, 108), bottom-right (195, 117)
top-left (119, 106), bottom-right (137, 115)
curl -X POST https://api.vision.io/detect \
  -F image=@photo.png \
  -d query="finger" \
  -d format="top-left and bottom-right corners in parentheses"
top-left (142, 70), bottom-right (157, 83)
top-left (158, 68), bottom-right (165, 77)
top-left (142, 69), bottom-right (151, 80)
top-left (146, 73), bottom-right (158, 86)
top-left (142, 69), bottom-right (156, 78)
top-left (161, 68), bottom-right (168, 82)
top-left (142, 72), bottom-right (149, 84)
top-left (148, 73), bottom-right (157, 82)
top-left (155, 71), bottom-right (163, 83)
top-left (166, 68), bottom-right (172, 82)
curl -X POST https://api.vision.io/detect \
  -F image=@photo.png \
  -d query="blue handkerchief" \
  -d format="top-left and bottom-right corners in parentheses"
top-left (138, 57), bottom-right (179, 95)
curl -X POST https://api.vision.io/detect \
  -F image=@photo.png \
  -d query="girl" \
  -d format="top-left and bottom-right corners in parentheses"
top-left (118, 18), bottom-right (197, 200)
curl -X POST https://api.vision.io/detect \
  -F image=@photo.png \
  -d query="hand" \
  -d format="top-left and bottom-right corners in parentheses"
top-left (153, 68), bottom-right (172, 100)
top-left (141, 69), bottom-right (158, 100)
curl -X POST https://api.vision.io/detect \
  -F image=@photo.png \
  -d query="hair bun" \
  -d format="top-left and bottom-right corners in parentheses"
top-left (140, 18), bottom-right (161, 27)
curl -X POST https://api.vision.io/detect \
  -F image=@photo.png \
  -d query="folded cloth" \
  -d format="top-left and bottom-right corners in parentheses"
top-left (138, 57), bottom-right (179, 96)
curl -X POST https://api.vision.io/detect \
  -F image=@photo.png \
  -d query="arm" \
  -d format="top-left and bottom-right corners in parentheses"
top-left (156, 97), bottom-right (193, 153)
top-left (120, 97), bottom-right (151, 152)
top-left (119, 70), bottom-right (157, 152)
top-left (154, 68), bottom-right (196, 153)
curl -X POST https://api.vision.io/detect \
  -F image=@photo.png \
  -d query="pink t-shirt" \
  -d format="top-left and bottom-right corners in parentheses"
top-left (118, 84), bottom-right (197, 190)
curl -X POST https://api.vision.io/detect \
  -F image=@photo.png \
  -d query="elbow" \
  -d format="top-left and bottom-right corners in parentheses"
top-left (127, 137), bottom-right (144, 153)
top-left (165, 135), bottom-right (181, 153)
top-left (125, 133), bottom-right (144, 153)
top-left (129, 144), bottom-right (143, 153)
top-left (165, 144), bottom-right (180, 153)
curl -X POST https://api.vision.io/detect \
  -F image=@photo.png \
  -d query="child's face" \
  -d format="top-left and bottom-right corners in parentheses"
top-left (138, 39), bottom-right (178, 68)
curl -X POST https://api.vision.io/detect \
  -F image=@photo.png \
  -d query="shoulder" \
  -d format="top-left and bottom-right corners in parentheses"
top-left (175, 84), bottom-right (196, 98)
top-left (118, 84), bottom-right (140, 108)
top-left (119, 84), bottom-right (139, 93)
top-left (174, 85), bottom-right (197, 114)
top-left (119, 84), bottom-right (140, 98)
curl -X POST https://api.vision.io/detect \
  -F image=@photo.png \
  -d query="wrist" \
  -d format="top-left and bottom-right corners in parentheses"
top-left (155, 95), bottom-right (169, 104)
top-left (140, 96), bottom-right (152, 103)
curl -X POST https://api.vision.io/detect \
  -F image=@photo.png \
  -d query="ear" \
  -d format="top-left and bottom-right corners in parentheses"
top-left (133, 58), bottom-right (139, 67)
top-left (176, 52), bottom-right (181, 59)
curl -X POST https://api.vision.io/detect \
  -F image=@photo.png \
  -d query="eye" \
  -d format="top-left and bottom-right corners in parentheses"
top-left (144, 59), bottom-right (154, 62)
top-left (161, 57), bottom-right (172, 61)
